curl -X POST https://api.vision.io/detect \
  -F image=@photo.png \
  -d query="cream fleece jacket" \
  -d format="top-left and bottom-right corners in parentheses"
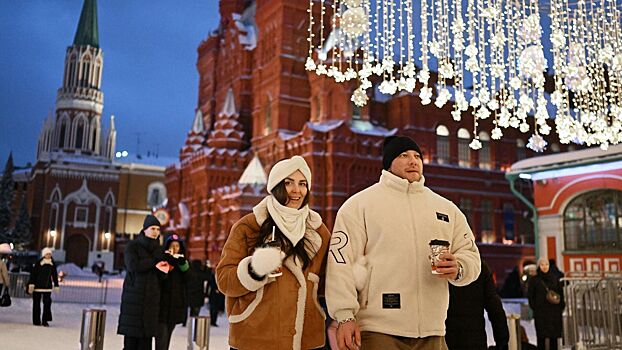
top-left (326, 170), bottom-right (481, 338)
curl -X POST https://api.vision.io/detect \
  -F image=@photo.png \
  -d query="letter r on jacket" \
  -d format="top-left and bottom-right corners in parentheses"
top-left (330, 231), bottom-right (348, 264)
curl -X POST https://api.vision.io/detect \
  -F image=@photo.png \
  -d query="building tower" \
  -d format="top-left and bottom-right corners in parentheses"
top-left (37, 0), bottom-right (105, 159)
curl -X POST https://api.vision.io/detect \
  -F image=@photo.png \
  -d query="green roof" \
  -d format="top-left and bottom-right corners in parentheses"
top-left (73, 0), bottom-right (99, 48)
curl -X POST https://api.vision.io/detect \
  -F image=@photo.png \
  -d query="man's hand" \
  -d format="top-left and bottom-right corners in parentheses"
top-left (336, 320), bottom-right (361, 350)
top-left (434, 251), bottom-right (458, 280)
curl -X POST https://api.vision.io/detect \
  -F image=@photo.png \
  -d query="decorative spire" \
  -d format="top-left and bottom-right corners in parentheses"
top-left (207, 88), bottom-right (245, 149)
top-left (191, 109), bottom-right (206, 133)
top-left (238, 156), bottom-right (267, 186)
top-left (73, 0), bottom-right (99, 48)
top-left (220, 88), bottom-right (238, 117)
top-left (103, 115), bottom-right (116, 159)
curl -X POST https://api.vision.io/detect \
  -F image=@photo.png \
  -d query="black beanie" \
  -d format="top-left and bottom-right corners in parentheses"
top-left (143, 215), bottom-right (161, 230)
top-left (382, 135), bottom-right (422, 170)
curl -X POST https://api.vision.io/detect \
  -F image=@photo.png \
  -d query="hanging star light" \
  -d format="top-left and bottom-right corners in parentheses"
top-left (306, 0), bottom-right (622, 151)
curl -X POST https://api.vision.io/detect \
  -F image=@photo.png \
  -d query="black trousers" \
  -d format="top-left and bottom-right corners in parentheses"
top-left (537, 337), bottom-right (559, 350)
top-left (209, 305), bottom-right (219, 325)
top-left (123, 336), bottom-right (153, 350)
top-left (155, 322), bottom-right (177, 350)
top-left (32, 292), bottom-right (52, 325)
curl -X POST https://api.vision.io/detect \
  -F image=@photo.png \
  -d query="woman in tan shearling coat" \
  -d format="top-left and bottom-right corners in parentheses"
top-left (217, 156), bottom-right (330, 350)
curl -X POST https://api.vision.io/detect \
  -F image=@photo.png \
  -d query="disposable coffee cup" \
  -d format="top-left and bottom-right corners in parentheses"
top-left (429, 239), bottom-right (450, 274)
top-left (264, 227), bottom-right (283, 277)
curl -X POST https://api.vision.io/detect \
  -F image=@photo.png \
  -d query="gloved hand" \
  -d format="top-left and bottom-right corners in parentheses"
top-left (27, 284), bottom-right (34, 294)
top-left (250, 247), bottom-right (283, 277)
top-left (164, 253), bottom-right (177, 265)
top-left (176, 256), bottom-right (186, 265)
top-left (53, 286), bottom-right (60, 293)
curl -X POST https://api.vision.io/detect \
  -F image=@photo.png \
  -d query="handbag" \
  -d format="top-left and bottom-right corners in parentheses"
top-left (541, 281), bottom-right (561, 305)
top-left (0, 286), bottom-right (11, 307)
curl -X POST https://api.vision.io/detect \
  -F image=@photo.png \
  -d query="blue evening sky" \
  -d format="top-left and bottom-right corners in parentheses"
top-left (0, 1), bottom-right (220, 168)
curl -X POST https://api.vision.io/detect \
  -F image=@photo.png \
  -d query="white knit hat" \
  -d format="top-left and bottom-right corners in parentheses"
top-left (41, 247), bottom-right (53, 257)
top-left (267, 156), bottom-right (312, 193)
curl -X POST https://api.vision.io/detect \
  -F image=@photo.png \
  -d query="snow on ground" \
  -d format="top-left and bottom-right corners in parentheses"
top-left (0, 275), bottom-right (537, 350)
top-left (0, 297), bottom-right (230, 350)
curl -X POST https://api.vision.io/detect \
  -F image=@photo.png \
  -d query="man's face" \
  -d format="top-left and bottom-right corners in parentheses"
top-left (144, 226), bottom-right (160, 239)
top-left (389, 150), bottom-right (423, 183)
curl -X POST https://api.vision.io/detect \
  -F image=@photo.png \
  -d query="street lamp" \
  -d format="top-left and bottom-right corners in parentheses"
top-left (48, 229), bottom-right (56, 247)
top-left (104, 232), bottom-right (111, 251)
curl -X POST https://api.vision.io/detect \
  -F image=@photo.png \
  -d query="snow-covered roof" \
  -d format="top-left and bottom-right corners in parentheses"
top-left (238, 155), bottom-right (267, 186)
top-left (232, 2), bottom-right (257, 51)
top-left (350, 120), bottom-right (396, 136)
top-left (509, 143), bottom-right (622, 177)
top-left (115, 153), bottom-right (178, 169)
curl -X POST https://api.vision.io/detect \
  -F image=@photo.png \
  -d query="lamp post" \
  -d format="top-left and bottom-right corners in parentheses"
top-left (48, 229), bottom-right (57, 248)
top-left (104, 232), bottom-right (111, 251)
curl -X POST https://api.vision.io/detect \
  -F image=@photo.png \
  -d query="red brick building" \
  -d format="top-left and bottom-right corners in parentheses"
top-left (508, 145), bottom-right (622, 276)
top-left (165, 0), bottom-right (574, 283)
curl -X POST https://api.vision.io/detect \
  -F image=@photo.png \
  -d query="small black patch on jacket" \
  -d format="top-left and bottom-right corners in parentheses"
top-left (382, 293), bottom-right (401, 309)
top-left (436, 212), bottom-right (449, 222)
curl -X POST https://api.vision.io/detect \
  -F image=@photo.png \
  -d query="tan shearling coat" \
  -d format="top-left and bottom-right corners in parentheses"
top-left (216, 213), bottom-right (331, 350)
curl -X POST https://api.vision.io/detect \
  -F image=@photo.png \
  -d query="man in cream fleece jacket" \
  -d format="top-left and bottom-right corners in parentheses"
top-left (326, 135), bottom-right (481, 350)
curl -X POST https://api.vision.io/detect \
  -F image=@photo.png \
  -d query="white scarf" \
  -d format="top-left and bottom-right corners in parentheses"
top-left (40, 258), bottom-right (53, 265)
top-left (253, 196), bottom-right (323, 247)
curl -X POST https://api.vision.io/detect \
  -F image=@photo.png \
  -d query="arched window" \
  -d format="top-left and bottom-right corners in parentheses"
top-left (147, 182), bottom-right (167, 208)
top-left (436, 125), bottom-right (450, 164)
top-left (352, 100), bottom-right (361, 120)
top-left (75, 119), bottom-right (85, 149)
top-left (564, 190), bottom-right (622, 251)
top-left (478, 131), bottom-right (492, 169)
top-left (59, 121), bottom-right (68, 149)
top-left (516, 138), bottom-right (526, 160)
top-left (264, 98), bottom-right (272, 135)
top-left (457, 128), bottom-right (471, 167)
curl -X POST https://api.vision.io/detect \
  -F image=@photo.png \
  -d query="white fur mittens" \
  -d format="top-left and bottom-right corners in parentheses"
top-left (250, 247), bottom-right (283, 277)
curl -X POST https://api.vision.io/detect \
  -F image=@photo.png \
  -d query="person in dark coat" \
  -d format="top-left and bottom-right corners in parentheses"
top-left (117, 215), bottom-right (169, 350)
top-left (156, 234), bottom-right (190, 350)
top-left (528, 258), bottom-right (565, 350)
top-left (205, 264), bottom-right (224, 327)
top-left (186, 260), bottom-right (209, 318)
top-left (27, 247), bottom-right (59, 327)
top-left (446, 258), bottom-right (509, 350)
top-left (500, 266), bottom-right (523, 298)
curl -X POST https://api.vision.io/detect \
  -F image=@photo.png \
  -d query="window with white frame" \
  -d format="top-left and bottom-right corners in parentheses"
top-left (147, 182), bottom-right (167, 208)
top-left (74, 207), bottom-right (88, 228)
top-left (457, 128), bottom-right (471, 167)
top-left (436, 125), bottom-right (450, 164)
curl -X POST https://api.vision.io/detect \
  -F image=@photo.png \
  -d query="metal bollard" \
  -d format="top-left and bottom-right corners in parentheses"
top-left (187, 315), bottom-right (210, 350)
top-left (507, 313), bottom-right (522, 350)
top-left (80, 308), bottom-right (106, 350)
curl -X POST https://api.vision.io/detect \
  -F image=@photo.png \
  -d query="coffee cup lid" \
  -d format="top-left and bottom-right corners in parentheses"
top-left (429, 239), bottom-right (450, 246)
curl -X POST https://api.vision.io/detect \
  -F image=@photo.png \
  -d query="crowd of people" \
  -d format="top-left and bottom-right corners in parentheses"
top-left (0, 135), bottom-right (568, 350)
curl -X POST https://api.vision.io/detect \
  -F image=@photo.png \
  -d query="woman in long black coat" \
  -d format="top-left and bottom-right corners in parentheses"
top-left (528, 258), bottom-right (565, 350)
top-left (156, 234), bottom-right (190, 350)
top-left (446, 258), bottom-right (509, 350)
top-left (117, 215), bottom-right (166, 350)
top-left (27, 247), bottom-right (59, 326)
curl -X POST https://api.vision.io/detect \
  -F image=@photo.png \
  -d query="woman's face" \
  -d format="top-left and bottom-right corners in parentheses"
top-left (283, 170), bottom-right (308, 209)
top-left (539, 259), bottom-right (550, 273)
top-left (169, 241), bottom-right (181, 254)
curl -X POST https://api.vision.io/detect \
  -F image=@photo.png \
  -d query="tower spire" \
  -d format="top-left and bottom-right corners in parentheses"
top-left (73, 0), bottom-right (99, 48)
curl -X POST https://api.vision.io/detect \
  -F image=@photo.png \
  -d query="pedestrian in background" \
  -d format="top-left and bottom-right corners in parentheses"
top-left (117, 215), bottom-right (169, 350)
top-left (528, 258), bottom-right (565, 350)
top-left (206, 264), bottom-right (224, 327)
top-left (27, 247), bottom-right (59, 326)
top-left (156, 234), bottom-right (190, 350)
top-left (186, 259), bottom-right (209, 319)
top-left (216, 155), bottom-right (331, 350)
top-left (445, 258), bottom-right (509, 350)
top-left (0, 243), bottom-right (12, 304)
